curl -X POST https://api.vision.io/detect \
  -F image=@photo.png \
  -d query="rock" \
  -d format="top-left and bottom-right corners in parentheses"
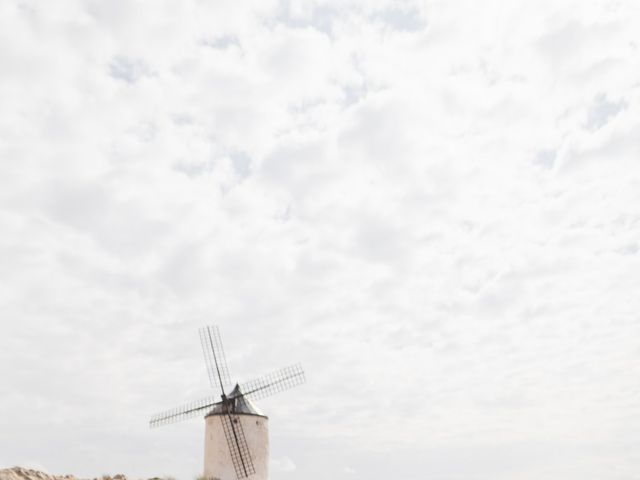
top-left (0, 467), bottom-right (76, 480)
top-left (0, 467), bottom-right (165, 480)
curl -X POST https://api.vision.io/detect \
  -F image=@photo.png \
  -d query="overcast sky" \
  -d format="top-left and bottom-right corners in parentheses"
top-left (1, 1), bottom-right (639, 479)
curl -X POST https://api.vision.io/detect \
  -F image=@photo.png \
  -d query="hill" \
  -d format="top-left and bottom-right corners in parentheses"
top-left (0, 468), bottom-right (130, 480)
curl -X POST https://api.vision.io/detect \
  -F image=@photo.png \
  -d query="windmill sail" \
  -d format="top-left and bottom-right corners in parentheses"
top-left (149, 395), bottom-right (221, 428)
top-left (199, 325), bottom-right (232, 392)
top-left (240, 363), bottom-right (305, 401)
top-left (220, 413), bottom-right (256, 479)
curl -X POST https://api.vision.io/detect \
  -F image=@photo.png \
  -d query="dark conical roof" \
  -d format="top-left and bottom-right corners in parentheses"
top-left (205, 384), bottom-right (266, 417)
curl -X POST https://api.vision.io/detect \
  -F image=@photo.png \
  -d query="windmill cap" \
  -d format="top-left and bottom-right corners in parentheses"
top-left (205, 384), bottom-right (267, 418)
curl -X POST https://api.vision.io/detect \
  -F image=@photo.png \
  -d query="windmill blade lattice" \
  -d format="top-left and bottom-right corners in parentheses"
top-left (240, 363), bottom-right (306, 401)
top-left (199, 325), bottom-right (232, 392)
top-left (220, 413), bottom-right (256, 479)
top-left (149, 395), bottom-right (221, 428)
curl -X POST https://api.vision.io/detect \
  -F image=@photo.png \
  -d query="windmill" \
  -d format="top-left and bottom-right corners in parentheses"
top-left (149, 325), bottom-right (305, 480)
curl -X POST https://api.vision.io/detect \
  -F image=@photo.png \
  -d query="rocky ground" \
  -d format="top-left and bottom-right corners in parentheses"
top-left (0, 468), bottom-right (141, 480)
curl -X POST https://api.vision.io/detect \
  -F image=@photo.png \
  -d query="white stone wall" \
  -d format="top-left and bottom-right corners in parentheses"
top-left (203, 414), bottom-right (269, 480)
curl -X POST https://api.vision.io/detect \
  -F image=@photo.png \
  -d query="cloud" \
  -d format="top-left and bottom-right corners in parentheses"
top-left (585, 93), bottom-right (627, 130)
top-left (1, 1), bottom-right (639, 480)
top-left (270, 456), bottom-right (296, 473)
top-left (109, 56), bottom-right (153, 84)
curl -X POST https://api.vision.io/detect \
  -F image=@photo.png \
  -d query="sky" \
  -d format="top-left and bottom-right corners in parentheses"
top-left (1, 0), bottom-right (639, 479)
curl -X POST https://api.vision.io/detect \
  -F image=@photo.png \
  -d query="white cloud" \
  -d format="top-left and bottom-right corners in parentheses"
top-left (270, 456), bottom-right (296, 473)
top-left (1, 1), bottom-right (639, 480)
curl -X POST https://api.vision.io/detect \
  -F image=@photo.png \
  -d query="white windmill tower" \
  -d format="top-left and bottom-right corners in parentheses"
top-left (149, 326), bottom-right (305, 480)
